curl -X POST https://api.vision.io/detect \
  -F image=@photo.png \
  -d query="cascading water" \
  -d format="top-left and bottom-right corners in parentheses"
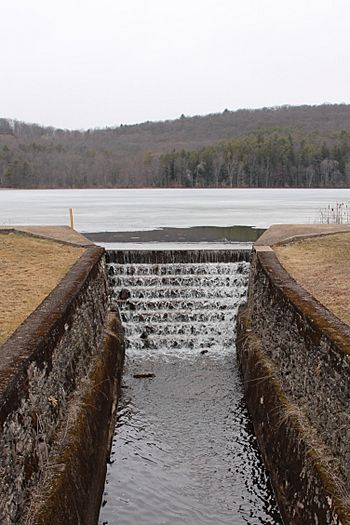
top-left (99, 250), bottom-right (282, 525)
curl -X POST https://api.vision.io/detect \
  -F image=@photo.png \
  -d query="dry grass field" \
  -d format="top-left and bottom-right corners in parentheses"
top-left (274, 232), bottom-right (350, 325)
top-left (0, 233), bottom-right (84, 345)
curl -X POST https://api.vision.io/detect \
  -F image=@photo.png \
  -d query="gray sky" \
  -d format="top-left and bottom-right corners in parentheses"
top-left (1, 0), bottom-right (350, 129)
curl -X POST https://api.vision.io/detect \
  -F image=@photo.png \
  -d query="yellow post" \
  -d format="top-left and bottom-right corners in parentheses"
top-left (69, 208), bottom-right (74, 229)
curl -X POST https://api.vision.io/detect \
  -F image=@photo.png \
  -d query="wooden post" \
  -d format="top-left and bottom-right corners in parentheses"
top-left (69, 208), bottom-right (74, 229)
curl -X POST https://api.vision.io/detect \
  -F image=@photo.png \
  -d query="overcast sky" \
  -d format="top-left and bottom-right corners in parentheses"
top-left (1, 0), bottom-right (349, 129)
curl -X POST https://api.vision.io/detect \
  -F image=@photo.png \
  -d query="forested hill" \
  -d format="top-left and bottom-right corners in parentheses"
top-left (1, 104), bottom-right (350, 188)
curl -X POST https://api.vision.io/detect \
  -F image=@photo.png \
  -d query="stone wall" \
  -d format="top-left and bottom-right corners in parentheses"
top-left (237, 248), bottom-right (350, 524)
top-left (0, 246), bottom-right (124, 524)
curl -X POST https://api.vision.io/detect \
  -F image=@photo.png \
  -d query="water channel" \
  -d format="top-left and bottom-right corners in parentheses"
top-left (99, 251), bottom-right (282, 524)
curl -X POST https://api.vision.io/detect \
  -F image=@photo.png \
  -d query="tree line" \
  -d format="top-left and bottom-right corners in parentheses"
top-left (1, 105), bottom-right (350, 188)
top-left (155, 129), bottom-right (350, 188)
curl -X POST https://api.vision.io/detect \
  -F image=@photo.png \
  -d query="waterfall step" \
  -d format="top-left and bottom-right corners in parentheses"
top-left (107, 256), bottom-right (249, 354)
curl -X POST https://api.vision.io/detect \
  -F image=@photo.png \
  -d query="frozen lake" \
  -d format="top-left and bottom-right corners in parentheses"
top-left (0, 188), bottom-right (349, 232)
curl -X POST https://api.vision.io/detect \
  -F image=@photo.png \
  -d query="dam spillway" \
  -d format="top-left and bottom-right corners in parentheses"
top-left (99, 250), bottom-right (282, 524)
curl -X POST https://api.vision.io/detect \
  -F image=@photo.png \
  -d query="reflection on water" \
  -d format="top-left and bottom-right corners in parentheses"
top-left (99, 354), bottom-right (282, 525)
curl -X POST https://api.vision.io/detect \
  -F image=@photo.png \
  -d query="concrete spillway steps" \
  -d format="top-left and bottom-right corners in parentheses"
top-left (107, 260), bottom-right (249, 354)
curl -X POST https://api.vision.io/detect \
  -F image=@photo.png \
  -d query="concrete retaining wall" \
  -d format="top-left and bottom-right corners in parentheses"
top-left (0, 245), bottom-right (124, 524)
top-left (237, 248), bottom-right (350, 524)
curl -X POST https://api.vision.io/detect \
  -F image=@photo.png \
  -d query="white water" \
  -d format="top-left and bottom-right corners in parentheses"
top-left (0, 188), bottom-right (349, 231)
top-left (110, 261), bottom-right (248, 356)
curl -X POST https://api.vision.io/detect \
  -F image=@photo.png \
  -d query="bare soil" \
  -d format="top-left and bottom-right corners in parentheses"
top-left (274, 232), bottom-right (350, 325)
top-left (0, 233), bottom-right (84, 345)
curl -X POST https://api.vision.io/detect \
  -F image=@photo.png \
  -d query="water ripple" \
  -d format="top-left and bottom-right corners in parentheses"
top-left (99, 260), bottom-right (282, 525)
top-left (100, 354), bottom-right (282, 525)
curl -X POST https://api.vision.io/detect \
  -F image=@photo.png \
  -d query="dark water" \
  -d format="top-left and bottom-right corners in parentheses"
top-left (86, 225), bottom-right (265, 243)
top-left (100, 355), bottom-right (282, 525)
top-left (99, 258), bottom-right (282, 525)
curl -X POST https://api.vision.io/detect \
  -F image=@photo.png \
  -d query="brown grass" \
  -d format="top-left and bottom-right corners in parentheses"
top-left (274, 232), bottom-right (350, 325)
top-left (0, 233), bottom-right (84, 345)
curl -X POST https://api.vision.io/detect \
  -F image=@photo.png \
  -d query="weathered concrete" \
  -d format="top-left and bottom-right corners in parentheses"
top-left (0, 226), bottom-right (94, 247)
top-left (0, 229), bottom-right (124, 524)
top-left (255, 223), bottom-right (350, 247)
top-left (237, 227), bottom-right (350, 524)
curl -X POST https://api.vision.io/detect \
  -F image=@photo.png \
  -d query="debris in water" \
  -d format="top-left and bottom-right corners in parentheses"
top-left (133, 373), bottom-right (156, 379)
top-left (119, 288), bottom-right (131, 300)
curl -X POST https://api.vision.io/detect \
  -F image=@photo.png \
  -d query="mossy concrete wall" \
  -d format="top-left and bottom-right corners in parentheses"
top-left (0, 245), bottom-right (124, 524)
top-left (237, 247), bottom-right (350, 525)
